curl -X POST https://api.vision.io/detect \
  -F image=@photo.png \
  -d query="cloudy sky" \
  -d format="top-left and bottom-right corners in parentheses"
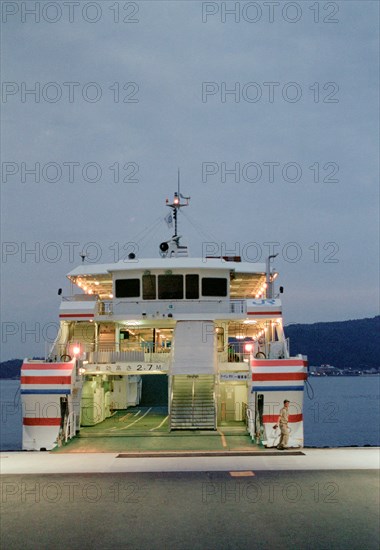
top-left (1, 1), bottom-right (379, 360)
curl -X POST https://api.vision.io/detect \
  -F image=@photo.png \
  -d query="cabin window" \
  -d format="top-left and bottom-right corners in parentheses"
top-left (202, 277), bottom-right (228, 297)
top-left (186, 274), bottom-right (199, 299)
top-left (115, 279), bottom-right (140, 298)
top-left (158, 275), bottom-right (184, 299)
top-left (142, 274), bottom-right (156, 300)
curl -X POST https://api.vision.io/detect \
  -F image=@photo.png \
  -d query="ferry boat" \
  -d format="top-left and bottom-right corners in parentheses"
top-left (20, 191), bottom-right (308, 451)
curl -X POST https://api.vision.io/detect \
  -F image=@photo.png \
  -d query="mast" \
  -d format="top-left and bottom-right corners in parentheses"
top-left (166, 169), bottom-right (190, 238)
top-left (160, 174), bottom-right (190, 257)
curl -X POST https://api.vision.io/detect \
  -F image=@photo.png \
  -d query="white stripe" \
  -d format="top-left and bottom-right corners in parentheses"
top-left (21, 384), bottom-right (72, 390)
top-left (251, 380), bottom-right (304, 387)
top-left (252, 366), bottom-right (307, 374)
top-left (21, 369), bottom-right (73, 376)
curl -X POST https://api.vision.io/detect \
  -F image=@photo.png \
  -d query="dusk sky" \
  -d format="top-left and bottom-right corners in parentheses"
top-left (1, 1), bottom-right (379, 360)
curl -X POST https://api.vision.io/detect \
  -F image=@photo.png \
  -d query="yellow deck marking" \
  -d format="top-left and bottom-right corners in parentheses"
top-left (119, 413), bottom-right (133, 422)
top-left (119, 408), bottom-right (152, 430)
top-left (149, 415), bottom-right (169, 431)
top-left (218, 429), bottom-right (228, 448)
top-left (229, 471), bottom-right (255, 477)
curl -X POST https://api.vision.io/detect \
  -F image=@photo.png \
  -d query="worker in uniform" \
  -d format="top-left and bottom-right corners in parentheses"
top-left (275, 399), bottom-right (290, 450)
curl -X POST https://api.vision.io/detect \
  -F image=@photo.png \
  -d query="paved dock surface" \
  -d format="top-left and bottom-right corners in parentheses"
top-left (1, 449), bottom-right (379, 549)
top-left (1, 469), bottom-right (379, 550)
top-left (1, 447), bottom-right (379, 474)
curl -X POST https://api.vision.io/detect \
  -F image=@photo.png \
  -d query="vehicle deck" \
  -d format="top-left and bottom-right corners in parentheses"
top-left (53, 406), bottom-right (273, 454)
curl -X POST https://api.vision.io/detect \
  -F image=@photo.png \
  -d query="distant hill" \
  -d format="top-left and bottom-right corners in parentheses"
top-left (0, 317), bottom-right (379, 378)
top-left (285, 316), bottom-right (380, 370)
top-left (0, 359), bottom-right (23, 379)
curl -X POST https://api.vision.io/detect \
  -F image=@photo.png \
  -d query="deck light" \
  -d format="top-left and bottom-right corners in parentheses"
top-left (244, 343), bottom-right (253, 352)
top-left (73, 346), bottom-right (80, 356)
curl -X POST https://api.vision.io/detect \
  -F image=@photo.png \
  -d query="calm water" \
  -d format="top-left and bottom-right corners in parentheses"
top-left (0, 377), bottom-right (379, 450)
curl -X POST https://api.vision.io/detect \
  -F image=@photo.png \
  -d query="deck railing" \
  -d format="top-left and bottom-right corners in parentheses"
top-left (110, 298), bottom-right (247, 316)
top-left (53, 342), bottom-right (172, 364)
top-left (61, 297), bottom-right (247, 317)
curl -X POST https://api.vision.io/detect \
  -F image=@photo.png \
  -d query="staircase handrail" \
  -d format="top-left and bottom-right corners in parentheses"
top-left (213, 387), bottom-right (217, 430)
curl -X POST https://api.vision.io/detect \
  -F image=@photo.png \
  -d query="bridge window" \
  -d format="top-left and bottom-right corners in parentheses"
top-left (115, 279), bottom-right (140, 298)
top-left (202, 277), bottom-right (228, 297)
top-left (143, 274), bottom-right (156, 300)
top-left (186, 274), bottom-right (199, 299)
top-left (158, 275), bottom-right (184, 299)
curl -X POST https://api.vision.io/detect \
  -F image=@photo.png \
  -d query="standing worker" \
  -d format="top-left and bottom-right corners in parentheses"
top-left (275, 399), bottom-right (290, 450)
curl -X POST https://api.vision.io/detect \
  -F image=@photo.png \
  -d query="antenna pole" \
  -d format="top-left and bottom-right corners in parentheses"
top-left (165, 173), bottom-right (190, 239)
top-left (173, 204), bottom-right (178, 237)
top-left (161, 176), bottom-right (191, 257)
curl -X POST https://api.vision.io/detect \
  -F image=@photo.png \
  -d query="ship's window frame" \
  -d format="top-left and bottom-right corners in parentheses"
top-left (185, 274), bottom-right (199, 299)
top-left (142, 274), bottom-right (156, 300)
top-left (115, 278), bottom-right (140, 298)
top-left (158, 274), bottom-right (184, 300)
top-left (201, 277), bottom-right (228, 297)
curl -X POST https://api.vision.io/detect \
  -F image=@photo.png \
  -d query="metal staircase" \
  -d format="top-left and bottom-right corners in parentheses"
top-left (170, 375), bottom-right (216, 430)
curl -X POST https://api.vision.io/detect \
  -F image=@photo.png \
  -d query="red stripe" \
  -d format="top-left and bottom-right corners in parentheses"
top-left (263, 414), bottom-right (303, 423)
top-left (247, 311), bottom-right (282, 316)
top-left (22, 363), bottom-right (73, 370)
top-left (59, 313), bottom-right (94, 318)
top-left (23, 418), bottom-right (61, 426)
top-left (252, 360), bottom-right (308, 367)
top-left (21, 376), bottom-right (72, 384)
top-left (252, 373), bottom-right (307, 381)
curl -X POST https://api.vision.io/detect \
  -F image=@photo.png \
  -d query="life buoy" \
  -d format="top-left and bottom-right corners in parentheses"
top-left (60, 354), bottom-right (72, 362)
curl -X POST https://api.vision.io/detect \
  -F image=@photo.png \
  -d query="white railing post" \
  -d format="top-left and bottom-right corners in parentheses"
top-left (65, 411), bottom-right (76, 443)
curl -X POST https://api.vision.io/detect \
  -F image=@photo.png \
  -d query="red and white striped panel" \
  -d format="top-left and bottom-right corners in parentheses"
top-left (21, 361), bottom-right (75, 394)
top-left (251, 358), bottom-right (308, 390)
top-left (21, 360), bottom-right (76, 450)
